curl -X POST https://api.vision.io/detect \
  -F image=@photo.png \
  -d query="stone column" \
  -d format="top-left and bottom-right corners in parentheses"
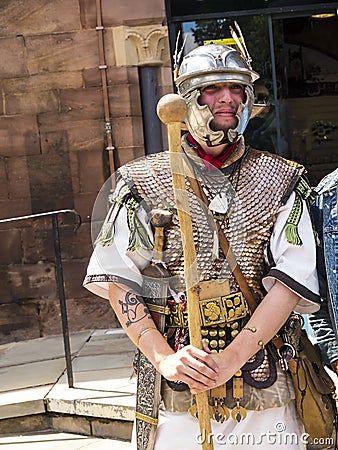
top-left (113, 25), bottom-right (172, 154)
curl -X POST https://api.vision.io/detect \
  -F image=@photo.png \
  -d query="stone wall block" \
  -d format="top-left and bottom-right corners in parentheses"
top-left (60, 87), bottom-right (103, 119)
top-left (0, 199), bottom-right (32, 221)
top-left (0, 266), bottom-right (11, 303)
top-left (27, 144), bottom-right (74, 213)
top-left (6, 90), bottom-right (59, 116)
top-left (112, 117), bottom-right (144, 147)
top-left (116, 146), bottom-right (145, 166)
top-left (62, 260), bottom-right (92, 299)
top-left (3, 72), bottom-right (84, 94)
top-left (0, 88), bottom-right (3, 116)
top-left (65, 118), bottom-right (104, 153)
top-left (0, 116), bottom-right (40, 158)
top-left (83, 68), bottom-right (104, 88)
top-left (0, 157), bottom-right (9, 199)
top-left (80, 0), bottom-right (165, 28)
top-left (39, 296), bottom-right (118, 337)
top-left (74, 192), bottom-right (99, 223)
top-left (7, 156), bottom-right (31, 200)
top-left (55, 222), bottom-right (93, 260)
top-left (0, 229), bottom-right (22, 265)
top-left (108, 84), bottom-right (142, 117)
top-left (20, 213), bottom-right (91, 260)
top-left (83, 66), bottom-right (139, 88)
top-left (0, 0), bottom-right (81, 37)
top-left (78, 149), bottom-right (105, 193)
top-left (0, 36), bottom-right (27, 78)
top-left (26, 30), bottom-right (115, 75)
top-left (0, 302), bottom-right (40, 343)
top-left (69, 151), bottom-right (80, 194)
top-left (60, 84), bottom-right (141, 119)
top-left (40, 128), bottom-right (69, 155)
top-left (21, 225), bottom-right (55, 264)
top-left (7, 263), bottom-right (56, 301)
top-left (39, 113), bottom-right (104, 153)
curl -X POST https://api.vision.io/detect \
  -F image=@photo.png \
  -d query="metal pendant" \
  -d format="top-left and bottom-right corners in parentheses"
top-left (189, 403), bottom-right (214, 420)
top-left (231, 403), bottom-right (247, 422)
top-left (212, 403), bottom-right (230, 423)
top-left (209, 192), bottom-right (229, 215)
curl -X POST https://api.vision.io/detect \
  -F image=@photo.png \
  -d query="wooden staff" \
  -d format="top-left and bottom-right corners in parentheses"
top-left (157, 93), bottom-right (214, 450)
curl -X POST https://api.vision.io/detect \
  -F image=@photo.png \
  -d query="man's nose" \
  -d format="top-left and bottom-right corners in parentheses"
top-left (218, 87), bottom-right (233, 103)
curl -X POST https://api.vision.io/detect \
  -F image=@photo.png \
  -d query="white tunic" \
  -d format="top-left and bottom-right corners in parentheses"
top-left (84, 190), bottom-right (319, 450)
top-left (84, 192), bottom-right (319, 312)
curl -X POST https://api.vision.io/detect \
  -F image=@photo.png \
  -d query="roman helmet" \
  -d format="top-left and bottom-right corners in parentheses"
top-left (175, 41), bottom-right (260, 146)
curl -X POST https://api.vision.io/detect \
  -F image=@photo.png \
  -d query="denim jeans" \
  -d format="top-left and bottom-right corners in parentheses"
top-left (309, 169), bottom-right (338, 365)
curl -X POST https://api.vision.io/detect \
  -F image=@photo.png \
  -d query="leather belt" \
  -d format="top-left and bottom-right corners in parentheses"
top-left (147, 291), bottom-right (250, 328)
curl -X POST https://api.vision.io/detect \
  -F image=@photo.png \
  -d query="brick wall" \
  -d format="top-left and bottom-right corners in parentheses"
top-left (0, 0), bottom-right (167, 343)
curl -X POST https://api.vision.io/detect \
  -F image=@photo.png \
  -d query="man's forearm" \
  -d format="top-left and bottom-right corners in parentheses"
top-left (213, 280), bottom-right (301, 385)
top-left (108, 282), bottom-right (174, 369)
top-left (108, 282), bottom-right (219, 392)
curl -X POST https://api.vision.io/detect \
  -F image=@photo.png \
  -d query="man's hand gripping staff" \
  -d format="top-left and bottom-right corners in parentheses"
top-left (157, 93), bottom-right (215, 450)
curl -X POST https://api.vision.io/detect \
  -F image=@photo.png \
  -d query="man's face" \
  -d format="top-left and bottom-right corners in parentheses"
top-left (198, 82), bottom-right (245, 133)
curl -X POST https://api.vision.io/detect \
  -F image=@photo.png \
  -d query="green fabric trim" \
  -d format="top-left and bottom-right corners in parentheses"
top-left (284, 176), bottom-right (316, 246)
top-left (285, 192), bottom-right (303, 246)
top-left (125, 197), bottom-right (153, 252)
top-left (95, 176), bottom-right (153, 252)
top-left (295, 176), bottom-right (316, 203)
top-left (95, 180), bottom-right (131, 247)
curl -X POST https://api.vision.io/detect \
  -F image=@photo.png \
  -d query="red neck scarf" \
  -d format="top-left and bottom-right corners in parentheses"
top-left (187, 134), bottom-right (238, 170)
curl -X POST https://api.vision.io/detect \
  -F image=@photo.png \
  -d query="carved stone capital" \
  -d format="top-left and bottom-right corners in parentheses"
top-left (113, 25), bottom-right (170, 67)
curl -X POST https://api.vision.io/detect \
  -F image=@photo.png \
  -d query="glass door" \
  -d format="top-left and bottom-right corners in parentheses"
top-left (276, 14), bottom-right (338, 184)
top-left (177, 10), bottom-right (338, 184)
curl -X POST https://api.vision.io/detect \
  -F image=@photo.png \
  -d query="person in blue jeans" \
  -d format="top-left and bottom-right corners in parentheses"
top-left (309, 168), bottom-right (338, 374)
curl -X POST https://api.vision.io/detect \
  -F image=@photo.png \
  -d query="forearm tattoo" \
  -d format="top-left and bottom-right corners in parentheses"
top-left (119, 290), bottom-right (151, 327)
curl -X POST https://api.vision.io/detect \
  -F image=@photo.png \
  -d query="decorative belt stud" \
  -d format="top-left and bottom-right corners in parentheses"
top-left (199, 291), bottom-right (249, 327)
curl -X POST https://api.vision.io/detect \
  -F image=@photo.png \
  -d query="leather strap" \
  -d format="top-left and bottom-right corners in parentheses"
top-left (186, 164), bottom-right (289, 354)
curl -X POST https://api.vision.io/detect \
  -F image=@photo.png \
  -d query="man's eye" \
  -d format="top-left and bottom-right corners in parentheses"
top-left (203, 85), bottom-right (217, 91)
top-left (231, 84), bottom-right (244, 91)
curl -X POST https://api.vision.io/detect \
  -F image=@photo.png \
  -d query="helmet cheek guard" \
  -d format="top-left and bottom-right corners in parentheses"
top-left (185, 89), bottom-right (225, 147)
top-left (227, 84), bottom-right (254, 143)
top-left (184, 84), bottom-right (255, 147)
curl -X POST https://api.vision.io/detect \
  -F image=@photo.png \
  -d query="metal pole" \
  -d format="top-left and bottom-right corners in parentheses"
top-left (52, 214), bottom-right (74, 388)
top-left (139, 66), bottom-right (164, 155)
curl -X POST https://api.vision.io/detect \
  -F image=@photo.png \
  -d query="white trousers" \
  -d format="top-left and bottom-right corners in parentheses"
top-left (150, 401), bottom-right (306, 450)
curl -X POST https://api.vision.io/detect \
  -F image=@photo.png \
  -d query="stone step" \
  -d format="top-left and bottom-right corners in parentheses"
top-left (0, 412), bottom-right (133, 442)
top-left (0, 329), bottom-right (136, 441)
top-left (0, 430), bottom-right (132, 449)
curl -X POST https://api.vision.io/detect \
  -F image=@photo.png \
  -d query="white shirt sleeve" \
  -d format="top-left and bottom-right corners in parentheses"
top-left (83, 204), bottom-right (153, 300)
top-left (262, 192), bottom-right (320, 314)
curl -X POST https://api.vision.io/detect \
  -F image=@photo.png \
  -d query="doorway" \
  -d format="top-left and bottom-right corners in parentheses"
top-left (168, 7), bottom-right (338, 184)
